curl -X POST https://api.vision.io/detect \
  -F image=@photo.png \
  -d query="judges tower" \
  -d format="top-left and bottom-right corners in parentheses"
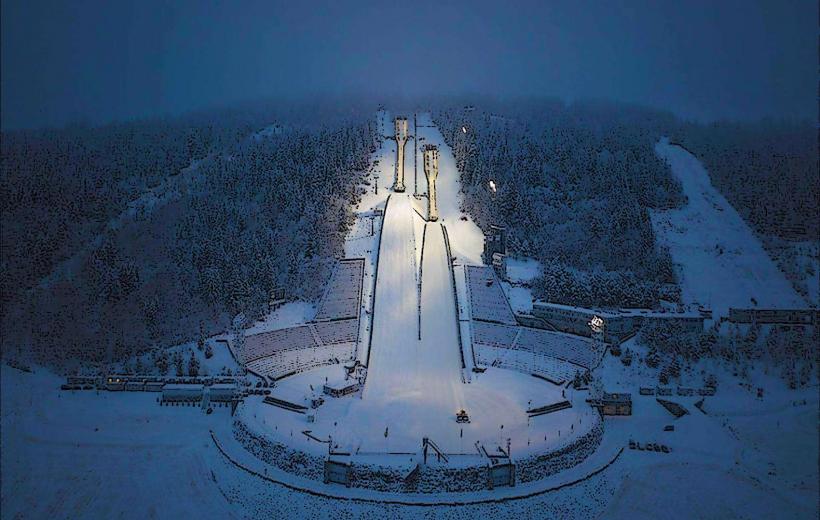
top-left (423, 144), bottom-right (440, 221)
top-left (393, 117), bottom-right (409, 192)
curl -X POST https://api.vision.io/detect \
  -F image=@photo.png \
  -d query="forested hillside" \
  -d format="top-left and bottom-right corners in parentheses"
top-left (673, 120), bottom-right (817, 241)
top-left (1, 104), bottom-right (374, 369)
top-left (672, 120), bottom-right (818, 303)
top-left (435, 100), bottom-right (685, 308)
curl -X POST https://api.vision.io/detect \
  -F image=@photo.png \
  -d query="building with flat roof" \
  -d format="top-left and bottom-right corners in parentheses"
top-left (587, 392), bottom-right (632, 416)
top-left (162, 384), bottom-right (204, 402)
top-left (531, 301), bottom-right (705, 344)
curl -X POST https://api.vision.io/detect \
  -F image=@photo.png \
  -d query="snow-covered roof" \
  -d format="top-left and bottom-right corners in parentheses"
top-left (163, 384), bottom-right (203, 391)
top-left (533, 301), bottom-right (702, 319)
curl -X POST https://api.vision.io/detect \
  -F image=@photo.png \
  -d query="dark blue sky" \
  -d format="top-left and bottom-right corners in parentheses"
top-left (1, 0), bottom-right (816, 129)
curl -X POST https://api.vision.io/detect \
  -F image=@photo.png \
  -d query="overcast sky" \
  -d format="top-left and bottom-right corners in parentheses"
top-left (1, 0), bottom-right (816, 129)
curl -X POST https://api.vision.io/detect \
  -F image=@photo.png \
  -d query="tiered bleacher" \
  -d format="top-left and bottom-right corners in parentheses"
top-left (314, 258), bottom-right (365, 322)
top-left (313, 318), bottom-right (359, 345)
top-left (474, 343), bottom-right (580, 384)
top-left (465, 265), bottom-right (517, 325)
top-left (515, 328), bottom-right (600, 369)
top-left (238, 326), bottom-right (317, 364)
top-left (471, 321), bottom-right (601, 384)
top-left (471, 321), bottom-right (518, 348)
top-left (237, 258), bottom-right (365, 380)
top-left (245, 343), bottom-right (355, 380)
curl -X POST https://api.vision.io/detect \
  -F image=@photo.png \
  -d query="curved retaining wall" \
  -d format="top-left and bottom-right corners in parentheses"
top-left (349, 460), bottom-right (487, 494)
top-left (234, 412), bottom-right (604, 493)
top-left (517, 417), bottom-right (604, 484)
top-left (233, 420), bottom-right (325, 481)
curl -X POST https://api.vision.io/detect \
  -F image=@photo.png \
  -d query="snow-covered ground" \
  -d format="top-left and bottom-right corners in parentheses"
top-left (414, 113), bottom-right (485, 265)
top-left (595, 338), bottom-right (818, 519)
top-left (242, 363), bottom-right (591, 457)
top-left (653, 139), bottom-right (806, 318)
top-left (5, 355), bottom-right (815, 519)
top-left (0, 366), bottom-right (238, 519)
top-left (505, 257), bottom-right (542, 284)
top-left (362, 214), bottom-right (468, 441)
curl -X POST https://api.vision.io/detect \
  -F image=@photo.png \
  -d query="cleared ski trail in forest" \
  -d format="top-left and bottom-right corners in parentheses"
top-left (653, 139), bottom-right (805, 317)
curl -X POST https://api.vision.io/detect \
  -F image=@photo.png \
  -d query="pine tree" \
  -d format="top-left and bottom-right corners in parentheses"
top-left (188, 352), bottom-right (200, 377)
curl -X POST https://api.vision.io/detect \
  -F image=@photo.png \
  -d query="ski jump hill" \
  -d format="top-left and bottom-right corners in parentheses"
top-left (226, 113), bottom-right (602, 496)
top-left (363, 194), bottom-right (466, 429)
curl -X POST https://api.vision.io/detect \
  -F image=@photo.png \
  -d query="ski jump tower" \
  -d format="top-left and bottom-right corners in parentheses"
top-left (423, 144), bottom-right (440, 221)
top-left (393, 117), bottom-right (409, 192)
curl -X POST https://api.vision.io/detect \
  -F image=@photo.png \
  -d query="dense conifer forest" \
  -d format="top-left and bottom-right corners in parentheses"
top-left (1, 103), bottom-right (375, 369)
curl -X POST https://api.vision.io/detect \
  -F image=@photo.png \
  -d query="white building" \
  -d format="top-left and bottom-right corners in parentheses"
top-left (530, 302), bottom-right (705, 343)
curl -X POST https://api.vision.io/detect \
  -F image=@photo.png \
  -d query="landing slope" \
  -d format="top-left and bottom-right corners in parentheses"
top-left (362, 194), bottom-right (419, 401)
top-left (418, 223), bottom-right (465, 414)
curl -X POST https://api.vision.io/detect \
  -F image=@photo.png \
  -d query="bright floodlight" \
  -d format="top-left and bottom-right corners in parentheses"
top-left (589, 315), bottom-right (604, 333)
top-left (489, 180), bottom-right (497, 193)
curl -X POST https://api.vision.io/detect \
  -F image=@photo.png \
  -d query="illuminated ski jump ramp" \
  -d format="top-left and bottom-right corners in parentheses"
top-left (363, 194), bottom-right (465, 439)
top-left (363, 194), bottom-right (421, 401)
top-left (237, 115), bottom-right (595, 459)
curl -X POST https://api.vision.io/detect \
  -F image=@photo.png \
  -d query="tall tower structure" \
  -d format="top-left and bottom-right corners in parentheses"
top-left (393, 117), bottom-right (408, 192)
top-left (423, 144), bottom-right (440, 221)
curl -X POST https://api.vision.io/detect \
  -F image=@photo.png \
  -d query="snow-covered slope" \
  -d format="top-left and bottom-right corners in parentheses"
top-left (415, 113), bottom-right (485, 265)
top-left (362, 194), bottom-right (420, 400)
top-left (418, 223), bottom-right (466, 408)
top-left (653, 139), bottom-right (805, 318)
top-left (361, 200), bottom-right (466, 443)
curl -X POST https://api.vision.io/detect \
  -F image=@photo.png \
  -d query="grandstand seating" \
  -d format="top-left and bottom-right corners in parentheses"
top-left (313, 318), bottom-right (359, 345)
top-left (314, 258), bottom-right (365, 322)
top-left (235, 258), bottom-right (365, 381)
top-left (238, 325), bottom-right (317, 364)
top-left (471, 321), bottom-right (518, 348)
top-left (246, 343), bottom-right (355, 380)
top-left (465, 265), bottom-right (517, 325)
top-left (515, 328), bottom-right (600, 369)
top-left (474, 344), bottom-right (580, 385)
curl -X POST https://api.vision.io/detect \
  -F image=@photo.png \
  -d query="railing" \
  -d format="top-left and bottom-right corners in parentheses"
top-left (441, 225), bottom-right (467, 370)
top-left (365, 194), bottom-right (391, 367)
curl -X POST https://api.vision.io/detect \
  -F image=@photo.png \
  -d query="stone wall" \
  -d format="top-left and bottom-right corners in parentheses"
top-left (233, 420), bottom-right (325, 481)
top-left (516, 418), bottom-right (603, 484)
top-left (234, 415), bottom-right (604, 492)
top-left (348, 461), bottom-right (488, 494)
